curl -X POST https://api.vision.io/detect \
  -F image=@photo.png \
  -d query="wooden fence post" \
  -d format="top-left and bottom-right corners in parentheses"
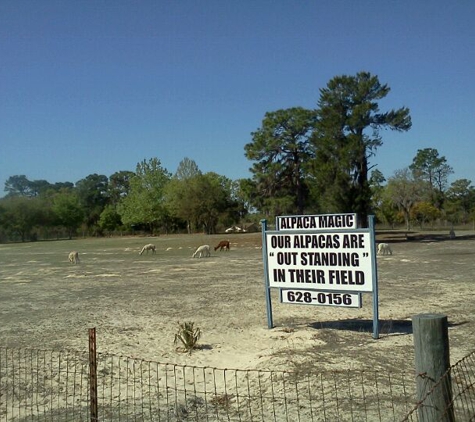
top-left (89, 327), bottom-right (98, 422)
top-left (412, 313), bottom-right (454, 421)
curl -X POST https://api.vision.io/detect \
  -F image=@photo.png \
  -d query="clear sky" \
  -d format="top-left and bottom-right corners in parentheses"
top-left (1, 1), bottom-right (474, 196)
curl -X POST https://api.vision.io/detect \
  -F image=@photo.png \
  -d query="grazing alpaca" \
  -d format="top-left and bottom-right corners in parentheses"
top-left (139, 244), bottom-right (156, 255)
top-left (377, 243), bottom-right (392, 256)
top-left (68, 251), bottom-right (80, 264)
top-left (192, 245), bottom-right (211, 258)
top-left (214, 240), bottom-right (230, 251)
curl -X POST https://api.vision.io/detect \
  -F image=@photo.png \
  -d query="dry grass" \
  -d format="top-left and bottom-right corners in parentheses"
top-left (0, 230), bottom-right (474, 374)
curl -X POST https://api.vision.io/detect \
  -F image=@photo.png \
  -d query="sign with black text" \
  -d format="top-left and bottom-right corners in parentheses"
top-left (280, 289), bottom-right (362, 308)
top-left (276, 213), bottom-right (357, 231)
top-left (266, 231), bottom-right (373, 292)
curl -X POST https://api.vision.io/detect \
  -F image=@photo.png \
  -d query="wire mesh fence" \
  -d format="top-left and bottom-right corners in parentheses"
top-left (0, 346), bottom-right (423, 422)
top-left (403, 349), bottom-right (475, 421)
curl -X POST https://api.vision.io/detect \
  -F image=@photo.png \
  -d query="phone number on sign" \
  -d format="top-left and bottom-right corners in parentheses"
top-left (280, 289), bottom-right (361, 308)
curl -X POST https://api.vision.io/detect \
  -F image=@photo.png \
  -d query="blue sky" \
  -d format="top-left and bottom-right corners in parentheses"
top-left (1, 1), bottom-right (474, 196)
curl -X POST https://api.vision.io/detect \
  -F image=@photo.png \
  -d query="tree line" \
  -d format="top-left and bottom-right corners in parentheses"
top-left (1, 71), bottom-right (474, 242)
top-left (0, 157), bottom-right (247, 241)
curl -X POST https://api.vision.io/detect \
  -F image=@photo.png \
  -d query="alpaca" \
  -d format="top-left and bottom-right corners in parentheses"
top-left (214, 240), bottom-right (230, 251)
top-left (377, 243), bottom-right (392, 256)
top-left (68, 251), bottom-right (80, 264)
top-left (192, 245), bottom-right (211, 258)
top-left (140, 244), bottom-right (156, 255)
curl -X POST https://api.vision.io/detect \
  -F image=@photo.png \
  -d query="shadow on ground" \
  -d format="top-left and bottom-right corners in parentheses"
top-left (307, 318), bottom-right (468, 335)
top-left (377, 230), bottom-right (475, 244)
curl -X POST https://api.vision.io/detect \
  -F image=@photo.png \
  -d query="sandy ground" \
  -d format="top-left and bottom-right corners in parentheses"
top-left (1, 231), bottom-right (474, 375)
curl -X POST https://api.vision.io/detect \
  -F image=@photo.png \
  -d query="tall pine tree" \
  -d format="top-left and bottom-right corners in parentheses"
top-left (310, 72), bottom-right (411, 226)
top-left (244, 107), bottom-right (316, 216)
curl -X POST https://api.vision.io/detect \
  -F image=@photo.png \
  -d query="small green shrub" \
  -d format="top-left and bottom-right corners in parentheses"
top-left (174, 321), bottom-right (202, 353)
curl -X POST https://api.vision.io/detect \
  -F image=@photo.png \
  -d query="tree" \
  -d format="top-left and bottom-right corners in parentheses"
top-left (227, 179), bottom-right (251, 225)
top-left (411, 201), bottom-right (441, 229)
top-left (0, 196), bottom-right (44, 241)
top-left (164, 177), bottom-right (197, 233)
top-left (75, 174), bottom-right (109, 231)
top-left (244, 107), bottom-right (316, 216)
top-left (118, 158), bottom-right (171, 234)
top-left (108, 171), bottom-right (135, 205)
top-left (445, 179), bottom-right (475, 224)
top-left (3, 175), bottom-right (53, 197)
top-left (99, 204), bottom-right (123, 235)
top-left (310, 72), bottom-right (411, 226)
top-left (378, 196), bottom-right (400, 228)
top-left (164, 158), bottom-right (202, 233)
top-left (384, 168), bottom-right (422, 231)
top-left (28, 180), bottom-right (52, 197)
top-left (409, 148), bottom-right (453, 210)
top-left (51, 190), bottom-right (84, 239)
top-left (192, 172), bottom-right (230, 234)
top-left (235, 178), bottom-right (258, 216)
top-left (4, 175), bottom-right (32, 197)
top-left (175, 157), bottom-right (201, 180)
top-left (165, 170), bottom-right (232, 234)
top-left (52, 182), bottom-right (74, 191)
top-left (369, 169), bottom-right (386, 223)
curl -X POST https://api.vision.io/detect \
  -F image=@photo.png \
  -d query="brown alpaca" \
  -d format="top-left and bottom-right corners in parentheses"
top-left (214, 240), bottom-right (230, 251)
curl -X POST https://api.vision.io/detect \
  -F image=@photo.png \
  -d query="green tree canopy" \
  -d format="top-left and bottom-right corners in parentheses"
top-left (244, 107), bottom-right (316, 216)
top-left (165, 169), bottom-right (233, 234)
top-left (164, 158), bottom-right (202, 233)
top-left (192, 172), bottom-right (231, 234)
top-left (411, 201), bottom-right (441, 229)
top-left (0, 196), bottom-right (44, 241)
top-left (409, 148), bottom-right (453, 210)
top-left (118, 158), bottom-right (171, 234)
top-left (310, 71), bottom-right (412, 226)
top-left (51, 190), bottom-right (84, 239)
top-left (383, 168), bottom-right (422, 231)
top-left (369, 169), bottom-right (386, 222)
top-left (4, 175), bottom-right (53, 197)
top-left (4, 175), bottom-right (32, 197)
top-left (174, 157), bottom-right (202, 180)
top-left (445, 179), bottom-right (475, 224)
top-left (99, 204), bottom-right (123, 234)
top-left (108, 171), bottom-right (135, 205)
top-left (75, 174), bottom-right (109, 230)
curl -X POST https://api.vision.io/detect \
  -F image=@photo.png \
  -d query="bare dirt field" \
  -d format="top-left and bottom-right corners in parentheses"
top-left (1, 231), bottom-right (474, 375)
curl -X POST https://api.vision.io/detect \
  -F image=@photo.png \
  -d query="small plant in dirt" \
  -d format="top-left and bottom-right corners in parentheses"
top-left (174, 321), bottom-right (202, 353)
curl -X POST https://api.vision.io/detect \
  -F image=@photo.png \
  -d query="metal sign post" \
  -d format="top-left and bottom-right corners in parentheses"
top-left (261, 219), bottom-right (273, 328)
top-left (368, 215), bottom-right (379, 339)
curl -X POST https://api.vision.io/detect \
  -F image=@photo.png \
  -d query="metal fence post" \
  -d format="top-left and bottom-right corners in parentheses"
top-left (89, 327), bottom-right (98, 422)
top-left (412, 313), bottom-right (454, 421)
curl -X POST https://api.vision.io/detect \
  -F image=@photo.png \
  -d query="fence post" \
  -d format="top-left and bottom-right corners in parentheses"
top-left (89, 328), bottom-right (98, 422)
top-left (412, 313), bottom-right (454, 421)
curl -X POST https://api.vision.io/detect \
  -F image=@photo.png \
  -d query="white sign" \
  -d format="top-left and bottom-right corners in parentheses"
top-left (265, 231), bottom-right (373, 292)
top-left (276, 213), bottom-right (357, 231)
top-left (280, 289), bottom-right (362, 308)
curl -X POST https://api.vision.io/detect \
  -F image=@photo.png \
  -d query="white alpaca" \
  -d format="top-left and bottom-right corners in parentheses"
top-left (377, 243), bottom-right (392, 255)
top-left (139, 244), bottom-right (156, 255)
top-left (68, 251), bottom-right (80, 264)
top-left (192, 245), bottom-right (211, 258)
